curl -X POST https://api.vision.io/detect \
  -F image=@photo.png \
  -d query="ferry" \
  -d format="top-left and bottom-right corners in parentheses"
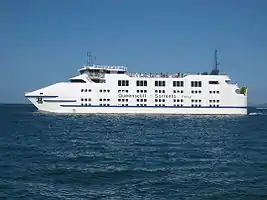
top-left (25, 50), bottom-right (248, 115)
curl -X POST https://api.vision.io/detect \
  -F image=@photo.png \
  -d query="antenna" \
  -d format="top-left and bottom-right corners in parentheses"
top-left (210, 49), bottom-right (220, 75)
top-left (213, 49), bottom-right (220, 70)
top-left (87, 52), bottom-right (93, 66)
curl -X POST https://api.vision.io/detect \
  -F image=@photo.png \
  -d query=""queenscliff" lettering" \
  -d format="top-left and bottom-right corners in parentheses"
top-left (118, 94), bottom-right (147, 98)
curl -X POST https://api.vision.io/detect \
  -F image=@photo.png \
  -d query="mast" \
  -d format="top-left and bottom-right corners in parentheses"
top-left (87, 52), bottom-right (93, 66)
top-left (210, 49), bottom-right (220, 75)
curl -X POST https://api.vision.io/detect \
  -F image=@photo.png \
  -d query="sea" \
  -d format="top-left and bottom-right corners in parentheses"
top-left (0, 104), bottom-right (267, 199)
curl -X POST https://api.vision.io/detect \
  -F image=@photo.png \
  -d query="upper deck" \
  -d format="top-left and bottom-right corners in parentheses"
top-left (70, 49), bottom-right (228, 83)
top-left (79, 64), bottom-right (127, 73)
top-left (78, 64), bottom-right (226, 79)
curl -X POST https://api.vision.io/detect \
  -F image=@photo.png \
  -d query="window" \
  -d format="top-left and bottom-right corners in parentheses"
top-left (100, 99), bottom-right (110, 102)
top-left (137, 99), bottom-right (147, 102)
top-left (155, 81), bottom-right (166, 87)
top-left (173, 81), bottom-right (184, 87)
top-left (191, 81), bottom-right (202, 87)
top-left (192, 90), bottom-right (201, 94)
top-left (210, 90), bottom-right (219, 94)
top-left (118, 99), bottom-right (128, 103)
top-left (118, 80), bottom-right (129, 86)
top-left (192, 99), bottom-right (201, 103)
top-left (136, 80), bottom-right (147, 87)
top-left (155, 90), bottom-right (165, 93)
top-left (209, 81), bottom-right (219, 84)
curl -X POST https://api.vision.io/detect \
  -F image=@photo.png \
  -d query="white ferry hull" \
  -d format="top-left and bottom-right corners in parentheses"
top-left (25, 51), bottom-right (248, 115)
top-left (27, 98), bottom-right (247, 115)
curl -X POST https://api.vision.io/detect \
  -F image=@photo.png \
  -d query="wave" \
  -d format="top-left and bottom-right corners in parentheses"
top-left (256, 107), bottom-right (267, 110)
top-left (249, 112), bottom-right (266, 116)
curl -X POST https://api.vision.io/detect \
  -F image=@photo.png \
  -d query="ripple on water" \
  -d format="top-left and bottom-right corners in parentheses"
top-left (0, 106), bottom-right (267, 199)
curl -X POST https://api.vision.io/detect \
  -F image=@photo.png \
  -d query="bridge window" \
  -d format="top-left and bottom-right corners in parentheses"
top-left (209, 81), bottom-right (219, 84)
top-left (70, 79), bottom-right (86, 83)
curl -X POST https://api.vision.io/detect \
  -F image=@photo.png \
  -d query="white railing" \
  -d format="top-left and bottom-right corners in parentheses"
top-left (82, 64), bottom-right (127, 71)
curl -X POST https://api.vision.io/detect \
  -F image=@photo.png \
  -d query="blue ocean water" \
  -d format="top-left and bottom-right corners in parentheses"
top-left (0, 104), bottom-right (267, 199)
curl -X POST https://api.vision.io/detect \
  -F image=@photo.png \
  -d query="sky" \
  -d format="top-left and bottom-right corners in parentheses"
top-left (0, 0), bottom-right (266, 104)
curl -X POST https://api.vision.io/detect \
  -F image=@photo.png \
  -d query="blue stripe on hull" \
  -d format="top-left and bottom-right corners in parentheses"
top-left (26, 95), bottom-right (58, 98)
top-left (59, 105), bottom-right (247, 109)
top-left (44, 100), bottom-right (77, 102)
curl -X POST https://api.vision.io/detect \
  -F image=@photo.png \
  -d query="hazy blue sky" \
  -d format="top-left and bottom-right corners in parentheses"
top-left (0, 0), bottom-right (266, 104)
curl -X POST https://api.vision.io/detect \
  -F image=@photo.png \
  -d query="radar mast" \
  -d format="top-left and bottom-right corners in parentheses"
top-left (210, 49), bottom-right (220, 75)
